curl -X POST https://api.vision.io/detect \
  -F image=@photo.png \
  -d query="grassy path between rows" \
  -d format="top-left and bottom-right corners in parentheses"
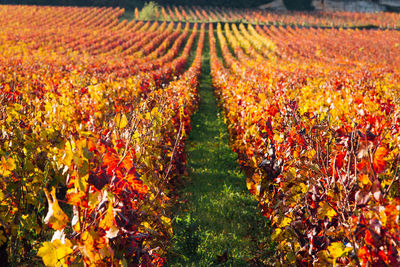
top-left (167, 31), bottom-right (273, 266)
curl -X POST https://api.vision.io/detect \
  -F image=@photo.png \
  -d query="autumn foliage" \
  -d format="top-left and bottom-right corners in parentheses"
top-left (2, 3), bottom-right (400, 266)
top-left (0, 5), bottom-right (204, 266)
top-left (210, 23), bottom-right (400, 265)
top-left (136, 5), bottom-right (400, 29)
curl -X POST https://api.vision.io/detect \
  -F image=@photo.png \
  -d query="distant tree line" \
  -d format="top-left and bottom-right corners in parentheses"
top-left (0, 0), bottom-right (275, 9)
top-left (0, 0), bottom-right (314, 10)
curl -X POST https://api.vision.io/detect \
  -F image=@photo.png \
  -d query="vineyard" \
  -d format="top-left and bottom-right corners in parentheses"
top-left (129, 4), bottom-right (400, 28)
top-left (1, 4), bottom-right (400, 266)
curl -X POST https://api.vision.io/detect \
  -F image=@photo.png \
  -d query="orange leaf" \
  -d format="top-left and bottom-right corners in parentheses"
top-left (247, 173), bottom-right (261, 196)
top-left (365, 230), bottom-right (374, 246)
top-left (66, 189), bottom-right (87, 207)
top-left (0, 156), bottom-right (16, 176)
top-left (103, 152), bottom-right (119, 175)
top-left (373, 147), bottom-right (388, 174)
top-left (358, 246), bottom-right (369, 261)
top-left (358, 174), bottom-right (371, 187)
top-left (44, 188), bottom-right (69, 230)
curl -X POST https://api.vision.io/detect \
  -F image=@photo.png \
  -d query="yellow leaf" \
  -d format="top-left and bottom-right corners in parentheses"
top-left (246, 175), bottom-right (260, 196)
top-left (274, 133), bottom-right (284, 143)
top-left (119, 114), bottom-right (128, 129)
top-left (0, 190), bottom-right (5, 202)
top-left (66, 188), bottom-right (86, 206)
top-left (299, 183), bottom-right (308, 193)
top-left (0, 156), bottom-right (16, 176)
top-left (79, 230), bottom-right (108, 264)
top-left (80, 231), bottom-right (96, 260)
top-left (358, 174), bottom-right (371, 187)
top-left (151, 106), bottom-right (159, 116)
top-left (161, 215), bottom-right (171, 224)
top-left (13, 103), bottom-right (23, 111)
top-left (327, 242), bottom-right (352, 264)
top-left (317, 202), bottom-right (337, 221)
top-left (88, 191), bottom-right (100, 208)
top-left (271, 228), bottom-right (282, 240)
top-left (99, 202), bottom-right (115, 230)
top-left (44, 188), bottom-right (69, 230)
top-left (279, 217), bottom-right (291, 227)
top-left (38, 242), bottom-right (57, 266)
top-left (379, 208), bottom-right (387, 227)
top-left (38, 240), bottom-right (73, 267)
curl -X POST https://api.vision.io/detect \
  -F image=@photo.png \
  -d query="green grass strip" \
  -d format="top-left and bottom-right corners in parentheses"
top-left (167, 31), bottom-right (274, 266)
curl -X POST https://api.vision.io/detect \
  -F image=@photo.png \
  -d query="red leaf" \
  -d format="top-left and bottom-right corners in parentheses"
top-left (102, 152), bottom-right (119, 175)
top-left (335, 151), bottom-right (346, 169)
top-left (358, 246), bottom-right (369, 262)
top-left (364, 230), bottom-right (374, 246)
top-left (378, 250), bottom-right (389, 264)
top-left (373, 147), bottom-right (388, 174)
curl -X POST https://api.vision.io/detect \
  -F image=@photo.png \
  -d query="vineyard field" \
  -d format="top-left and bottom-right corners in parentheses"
top-left (0, 5), bottom-right (203, 266)
top-left (1, 4), bottom-right (400, 266)
top-left (130, 4), bottom-right (400, 29)
top-left (210, 21), bottom-right (400, 266)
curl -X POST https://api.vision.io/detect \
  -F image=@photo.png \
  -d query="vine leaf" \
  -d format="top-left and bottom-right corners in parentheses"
top-left (44, 187), bottom-right (69, 230)
top-left (37, 239), bottom-right (73, 267)
top-left (0, 156), bottom-right (16, 176)
top-left (328, 242), bottom-right (352, 264)
top-left (317, 201), bottom-right (337, 221)
top-left (373, 146), bottom-right (388, 174)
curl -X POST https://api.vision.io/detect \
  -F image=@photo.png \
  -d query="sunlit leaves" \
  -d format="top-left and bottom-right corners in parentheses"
top-left (1, 5), bottom-right (204, 266)
top-left (115, 113), bottom-right (129, 129)
top-left (43, 188), bottom-right (69, 231)
top-left (317, 202), bottom-right (337, 221)
top-left (37, 239), bottom-right (73, 267)
top-left (0, 156), bottom-right (15, 177)
top-left (78, 230), bottom-right (111, 265)
top-left (373, 146), bottom-right (389, 174)
top-left (327, 242), bottom-right (352, 265)
top-left (210, 22), bottom-right (400, 266)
